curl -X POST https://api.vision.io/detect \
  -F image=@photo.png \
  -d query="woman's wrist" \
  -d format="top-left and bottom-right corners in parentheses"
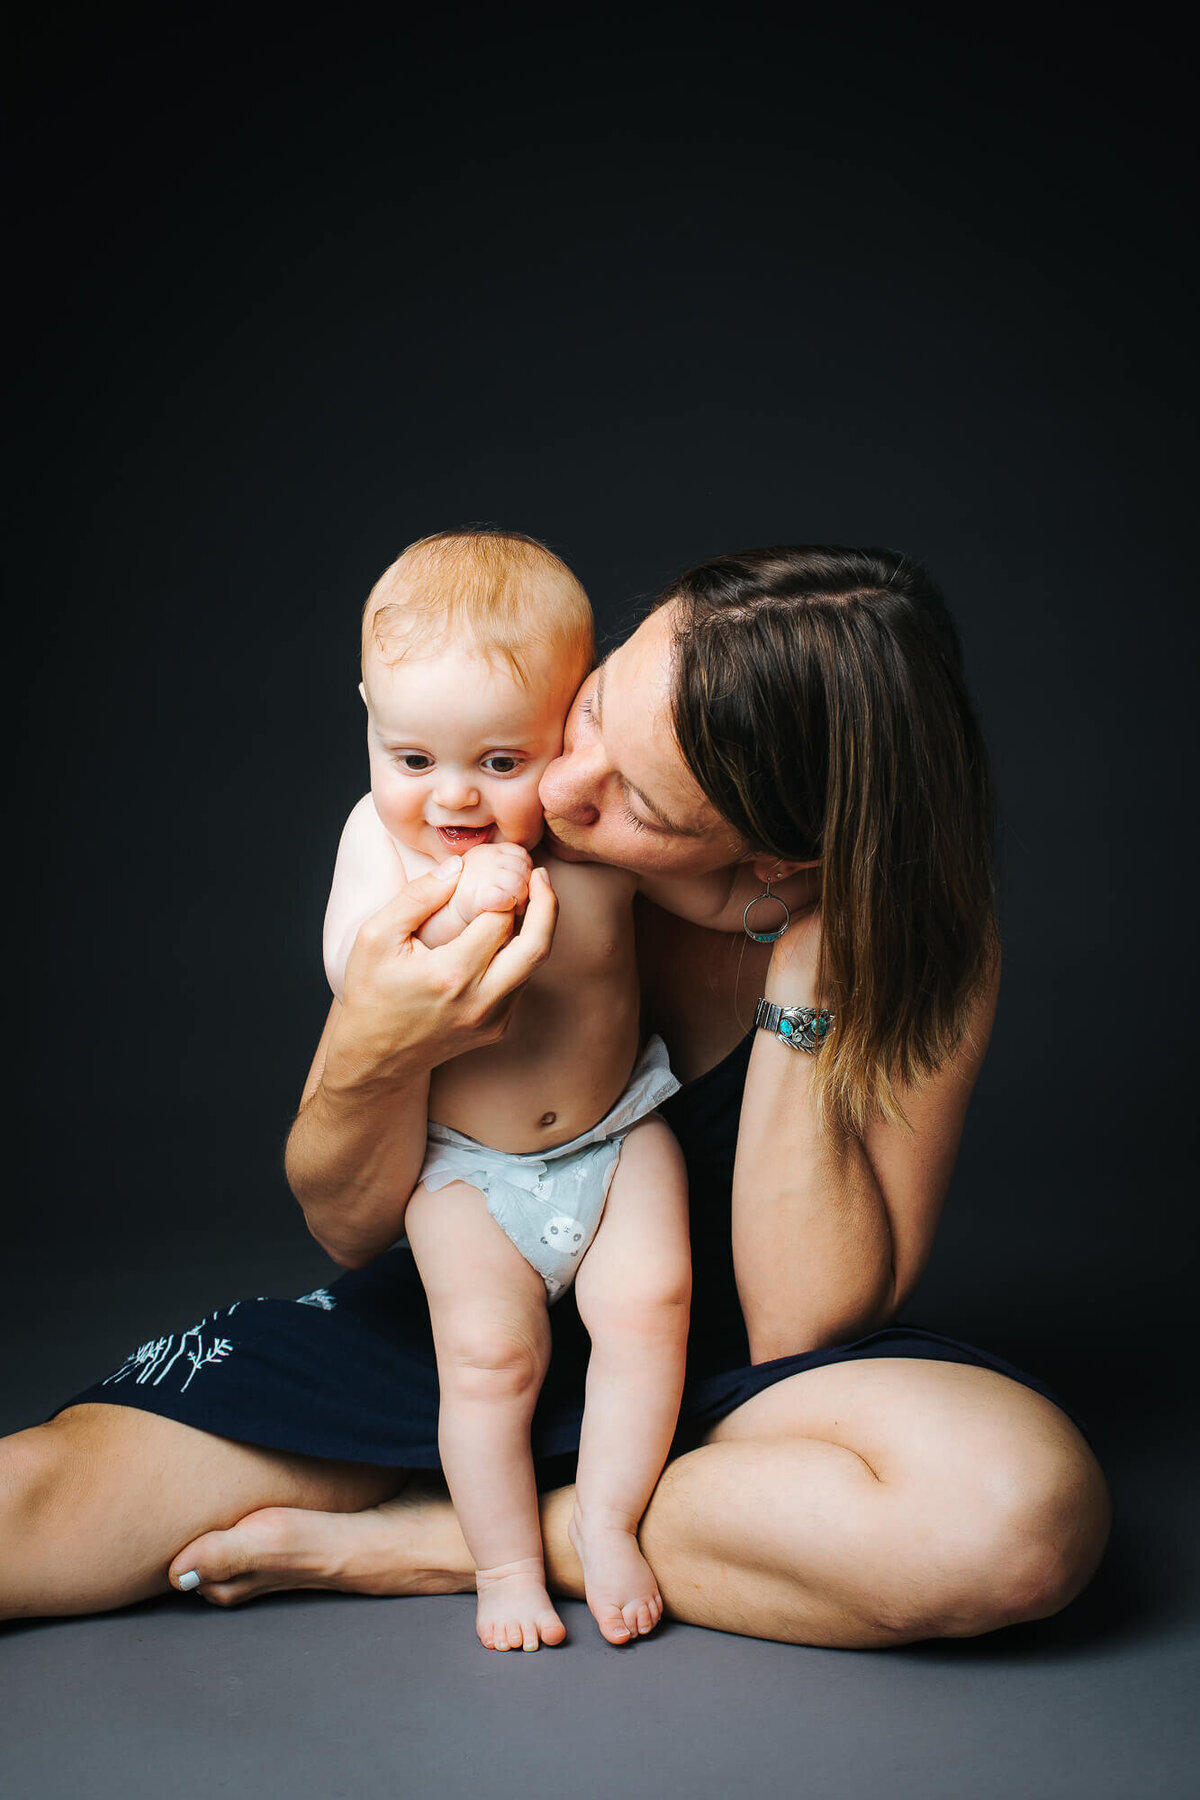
top-left (320, 1000), bottom-right (439, 1100)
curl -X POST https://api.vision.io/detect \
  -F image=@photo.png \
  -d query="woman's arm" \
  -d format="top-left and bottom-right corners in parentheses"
top-left (731, 908), bottom-right (999, 1361)
top-left (286, 862), bottom-right (558, 1268)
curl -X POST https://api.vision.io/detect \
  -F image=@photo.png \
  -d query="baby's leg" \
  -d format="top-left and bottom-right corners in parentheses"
top-left (570, 1115), bottom-right (691, 1645)
top-left (404, 1179), bottom-right (565, 1651)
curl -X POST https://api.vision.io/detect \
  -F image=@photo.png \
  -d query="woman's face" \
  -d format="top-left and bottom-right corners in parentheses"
top-left (538, 603), bottom-right (749, 878)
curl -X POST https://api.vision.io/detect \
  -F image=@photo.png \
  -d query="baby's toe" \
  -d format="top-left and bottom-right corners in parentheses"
top-left (539, 1610), bottom-right (567, 1647)
top-left (619, 1599), bottom-right (648, 1639)
top-left (597, 1603), bottom-right (633, 1645)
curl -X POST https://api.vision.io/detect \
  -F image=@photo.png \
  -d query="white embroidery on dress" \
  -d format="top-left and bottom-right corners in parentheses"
top-left (295, 1288), bottom-right (336, 1310)
top-left (102, 1309), bottom-right (240, 1392)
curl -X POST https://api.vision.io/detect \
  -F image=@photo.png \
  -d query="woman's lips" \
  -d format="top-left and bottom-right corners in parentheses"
top-left (539, 821), bottom-right (592, 862)
top-left (436, 825), bottom-right (494, 849)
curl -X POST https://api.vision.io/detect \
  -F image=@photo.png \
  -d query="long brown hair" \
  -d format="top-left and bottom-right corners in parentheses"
top-left (664, 545), bottom-right (999, 1135)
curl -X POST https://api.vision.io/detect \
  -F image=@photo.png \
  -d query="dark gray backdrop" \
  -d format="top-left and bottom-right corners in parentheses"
top-left (7, 12), bottom-right (1200, 1799)
top-left (10, 2), bottom-right (1196, 1509)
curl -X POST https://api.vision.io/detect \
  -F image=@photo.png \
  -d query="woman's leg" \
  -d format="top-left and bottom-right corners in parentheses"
top-left (403, 1177), bottom-right (566, 1651)
top-left (569, 1116), bottom-right (691, 1644)
top-left (0, 1403), bottom-right (405, 1620)
top-left (160, 1357), bottom-right (1110, 1646)
top-left (638, 1357), bottom-right (1111, 1645)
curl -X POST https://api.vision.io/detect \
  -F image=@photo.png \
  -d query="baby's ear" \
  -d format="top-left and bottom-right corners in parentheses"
top-left (358, 681), bottom-right (367, 707)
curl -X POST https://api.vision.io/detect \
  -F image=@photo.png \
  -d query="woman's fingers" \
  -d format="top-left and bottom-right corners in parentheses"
top-left (444, 865), bottom-right (556, 1009)
top-left (340, 859), bottom-right (555, 1059)
top-left (355, 857), bottom-right (465, 954)
top-left (473, 866), bottom-right (558, 1007)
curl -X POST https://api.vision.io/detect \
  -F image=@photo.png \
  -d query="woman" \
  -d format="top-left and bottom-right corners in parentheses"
top-left (0, 544), bottom-right (1110, 1643)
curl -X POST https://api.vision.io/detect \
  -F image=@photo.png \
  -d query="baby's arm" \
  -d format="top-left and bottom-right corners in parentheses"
top-left (323, 796), bottom-right (411, 1001)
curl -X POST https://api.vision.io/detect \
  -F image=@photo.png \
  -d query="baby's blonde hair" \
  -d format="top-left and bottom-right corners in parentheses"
top-left (362, 527), bottom-right (594, 693)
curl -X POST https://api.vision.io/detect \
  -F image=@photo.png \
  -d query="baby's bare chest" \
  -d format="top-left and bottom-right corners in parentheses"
top-left (427, 862), bottom-right (640, 1149)
top-left (535, 860), bottom-right (635, 980)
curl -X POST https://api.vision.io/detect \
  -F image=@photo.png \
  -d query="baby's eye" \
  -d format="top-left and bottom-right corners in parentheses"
top-left (482, 754), bottom-right (522, 774)
top-left (395, 753), bottom-right (432, 772)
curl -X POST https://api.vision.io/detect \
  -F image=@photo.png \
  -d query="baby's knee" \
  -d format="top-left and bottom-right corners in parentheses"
top-left (577, 1262), bottom-right (691, 1344)
top-left (438, 1316), bottom-right (549, 1404)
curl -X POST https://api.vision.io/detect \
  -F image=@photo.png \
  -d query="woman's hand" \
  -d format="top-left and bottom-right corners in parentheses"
top-left (288, 858), bottom-right (558, 1267)
top-left (328, 857), bottom-right (558, 1092)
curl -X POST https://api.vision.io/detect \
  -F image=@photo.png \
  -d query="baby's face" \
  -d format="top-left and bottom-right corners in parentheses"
top-left (361, 644), bottom-right (572, 859)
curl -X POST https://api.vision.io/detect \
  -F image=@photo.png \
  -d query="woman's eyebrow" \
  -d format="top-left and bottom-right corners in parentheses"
top-left (595, 658), bottom-right (706, 838)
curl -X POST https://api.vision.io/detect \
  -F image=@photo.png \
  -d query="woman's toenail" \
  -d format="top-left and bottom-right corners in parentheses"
top-left (177, 1570), bottom-right (202, 1591)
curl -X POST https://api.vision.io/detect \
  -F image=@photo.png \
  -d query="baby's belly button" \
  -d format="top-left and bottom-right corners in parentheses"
top-left (538, 1111), bottom-right (557, 1129)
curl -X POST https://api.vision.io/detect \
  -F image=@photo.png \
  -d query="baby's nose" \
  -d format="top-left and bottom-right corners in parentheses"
top-left (433, 772), bottom-right (481, 809)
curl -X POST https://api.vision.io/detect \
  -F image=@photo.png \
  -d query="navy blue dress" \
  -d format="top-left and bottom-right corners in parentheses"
top-left (60, 1033), bottom-right (1081, 1468)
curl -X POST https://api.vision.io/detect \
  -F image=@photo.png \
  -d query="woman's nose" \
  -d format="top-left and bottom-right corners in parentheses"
top-left (540, 747), bottom-right (600, 826)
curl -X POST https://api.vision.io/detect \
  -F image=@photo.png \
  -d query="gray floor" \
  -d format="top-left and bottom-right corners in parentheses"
top-left (4, 1242), bottom-right (1198, 1799)
top-left (4, 1466), bottom-right (1197, 1800)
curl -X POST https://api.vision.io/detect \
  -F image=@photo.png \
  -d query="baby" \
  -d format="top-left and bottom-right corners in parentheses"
top-left (324, 529), bottom-right (796, 1650)
top-left (323, 529), bottom-right (692, 1653)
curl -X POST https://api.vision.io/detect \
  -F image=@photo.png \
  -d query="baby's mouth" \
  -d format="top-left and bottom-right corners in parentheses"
top-left (436, 825), bottom-right (494, 849)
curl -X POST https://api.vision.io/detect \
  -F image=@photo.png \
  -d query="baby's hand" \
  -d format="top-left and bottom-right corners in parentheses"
top-left (450, 843), bottom-right (533, 924)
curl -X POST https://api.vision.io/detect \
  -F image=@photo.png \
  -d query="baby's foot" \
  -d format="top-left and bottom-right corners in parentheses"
top-left (475, 1557), bottom-right (566, 1652)
top-left (568, 1511), bottom-right (664, 1646)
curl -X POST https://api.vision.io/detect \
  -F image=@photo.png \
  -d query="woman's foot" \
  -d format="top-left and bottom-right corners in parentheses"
top-left (474, 1556), bottom-right (566, 1651)
top-left (168, 1477), bottom-right (472, 1607)
top-left (568, 1509), bottom-right (664, 1645)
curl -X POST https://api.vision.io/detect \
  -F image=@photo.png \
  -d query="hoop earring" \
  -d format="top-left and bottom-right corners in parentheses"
top-left (742, 880), bottom-right (791, 943)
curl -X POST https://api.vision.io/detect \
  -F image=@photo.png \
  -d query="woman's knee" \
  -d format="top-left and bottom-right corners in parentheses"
top-left (987, 1433), bottom-right (1111, 1627)
top-left (0, 1422), bottom-right (63, 1532)
top-left (0, 1414), bottom-right (101, 1614)
top-left (885, 1431), bottom-right (1112, 1640)
top-left (0, 1410), bottom-right (104, 1520)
